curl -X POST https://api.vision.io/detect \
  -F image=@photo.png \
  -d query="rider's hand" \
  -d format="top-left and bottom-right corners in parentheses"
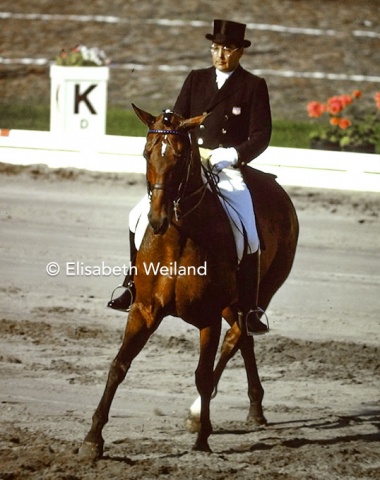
top-left (209, 147), bottom-right (238, 171)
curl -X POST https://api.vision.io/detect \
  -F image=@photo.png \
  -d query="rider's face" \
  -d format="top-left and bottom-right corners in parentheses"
top-left (210, 43), bottom-right (244, 72)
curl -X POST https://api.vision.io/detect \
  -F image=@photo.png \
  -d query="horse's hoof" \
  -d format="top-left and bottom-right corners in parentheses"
top-left (192, 441), bottom-right (212, 453)
top-left (246, 412), bottom-right (268, 427)
top-left (78, 441), bottom-right (104, 461)
top-left (185, 414), bottom-right (201, 434)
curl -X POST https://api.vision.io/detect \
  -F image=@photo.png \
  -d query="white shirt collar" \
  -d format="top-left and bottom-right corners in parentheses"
top-left (215, 69), bottom-right (234, 89)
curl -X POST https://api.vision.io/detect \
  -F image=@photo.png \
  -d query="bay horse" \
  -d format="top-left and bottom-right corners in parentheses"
top-left (79, 105), bottom-right (299, 459)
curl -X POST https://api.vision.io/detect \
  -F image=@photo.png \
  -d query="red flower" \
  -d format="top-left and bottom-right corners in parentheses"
top-left (329, 116), bottom-right (340, 126)
top-left (374, 92), bottom-right (380, 109)
top-left (307, 91), bottom-right (379, 149)
top-left (327, 96), bottom-right (344, 115)
top-left (339, 95), bottom-right (353, 108)
top-left (307, 101), bottom-right (326, 118)
top-left (338, 118), bottom-right (352, 129)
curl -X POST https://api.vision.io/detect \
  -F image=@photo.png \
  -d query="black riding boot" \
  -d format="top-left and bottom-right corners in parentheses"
top-left (107, 230), bottom-right (137, 312)
top-left (237, 250), bottom-right (269, 336)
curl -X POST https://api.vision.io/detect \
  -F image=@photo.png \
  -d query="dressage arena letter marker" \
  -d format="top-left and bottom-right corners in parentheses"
top-left (74, 84), bottom-right (97, 114)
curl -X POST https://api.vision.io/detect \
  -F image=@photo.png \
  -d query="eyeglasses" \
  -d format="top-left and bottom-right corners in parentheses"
top-left (210, 44), bottom-right (240, 57)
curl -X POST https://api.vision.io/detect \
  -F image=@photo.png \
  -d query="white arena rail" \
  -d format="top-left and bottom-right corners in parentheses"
top-left (0, 129), bottom-right (379, 192)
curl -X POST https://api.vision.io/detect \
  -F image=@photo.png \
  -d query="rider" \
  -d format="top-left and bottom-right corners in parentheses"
top-left (108, 19), bottom-right (272, 335)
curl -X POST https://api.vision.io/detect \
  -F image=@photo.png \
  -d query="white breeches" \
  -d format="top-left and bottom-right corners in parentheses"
top-left (213, 166), bottom-right (259, 260)
top-left (129, 167), bottom-right (259, 262)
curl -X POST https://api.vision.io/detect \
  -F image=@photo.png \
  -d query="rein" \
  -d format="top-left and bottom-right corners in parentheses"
top-left (147, 127), bottom-right (208, 221)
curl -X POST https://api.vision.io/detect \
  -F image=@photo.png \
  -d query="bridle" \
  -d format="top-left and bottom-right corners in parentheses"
top-left (146, 127), bottom-right (190, 196)
top-left (146, 122), bottom-right (208, 222)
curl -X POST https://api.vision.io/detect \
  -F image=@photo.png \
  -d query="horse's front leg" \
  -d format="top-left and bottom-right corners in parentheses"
top-left (193, 319), bottom-right (221, 452)
top-left (79, 305), bottom-right (161, 460)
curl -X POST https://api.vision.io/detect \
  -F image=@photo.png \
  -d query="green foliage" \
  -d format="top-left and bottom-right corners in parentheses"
top-left (0, 104), bottom-right (50, 131)
top-left (339, 119), bottom-right (380, 149)
top-left (56, 51), bottom-right (87, 66)
top-left (0, 104), bottom-right (147, 136)
top-left (0, 103), bottom-right (377, 150)
top-left (306, 91), bottom-right (380, 150)
top-left (56, 46), bottom-right (110, 67)
top-left (105, 108), bottom-right (147, 136)
top-left (269, 120), bottom-right (312, 149)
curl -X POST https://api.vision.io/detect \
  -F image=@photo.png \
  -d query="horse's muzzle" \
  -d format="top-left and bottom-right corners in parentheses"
top-left (148, 187), bottom-right (173, 235)
top-left (148, 211), bottom-right (170, 235)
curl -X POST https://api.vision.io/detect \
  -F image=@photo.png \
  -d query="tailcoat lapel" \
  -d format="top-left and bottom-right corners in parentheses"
top-left (204, 66), bottom-right (245, 113)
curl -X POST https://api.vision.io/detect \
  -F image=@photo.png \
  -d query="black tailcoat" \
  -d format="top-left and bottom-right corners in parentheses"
top-left (173, 65), bottom-right (272, 165)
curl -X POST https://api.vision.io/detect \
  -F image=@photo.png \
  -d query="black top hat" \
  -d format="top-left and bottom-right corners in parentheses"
top-left (205, 19), bottom-right (251, 48)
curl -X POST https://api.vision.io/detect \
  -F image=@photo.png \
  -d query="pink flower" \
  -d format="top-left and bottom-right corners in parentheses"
top-left (352, 90), bottom-right (362, 99)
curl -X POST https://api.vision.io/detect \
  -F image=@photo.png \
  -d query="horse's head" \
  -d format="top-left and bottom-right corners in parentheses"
top-left (132, 104), bottom-right (208, 235)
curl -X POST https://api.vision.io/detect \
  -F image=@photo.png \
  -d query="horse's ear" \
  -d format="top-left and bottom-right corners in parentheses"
top-left (132, 103), bottom-right (156, 127)
top-left (179, 112), bottom-right (211, 131)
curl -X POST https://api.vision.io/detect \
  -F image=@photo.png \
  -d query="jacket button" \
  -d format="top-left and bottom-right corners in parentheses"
top-left (198, 138), bottom-right (204, 145)
top-left (222, 129), bottom-right (227, 134)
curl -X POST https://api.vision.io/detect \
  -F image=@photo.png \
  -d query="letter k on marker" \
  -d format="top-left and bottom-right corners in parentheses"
top-left (74, 84), bottom-right (97, 114)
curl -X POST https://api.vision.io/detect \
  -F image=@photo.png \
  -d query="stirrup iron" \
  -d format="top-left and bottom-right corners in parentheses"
top-left (238, 307), bottom-right (269, 336)
top-left (109, 283), bottom-right (134, 312)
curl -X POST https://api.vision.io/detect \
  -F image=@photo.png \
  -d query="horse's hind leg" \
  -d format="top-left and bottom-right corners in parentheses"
top-left (187, 312), bottom-right (241, 433)
top-left (239, 334), bottom-right (267, 426)
top-left (79, 306), bottom-right (161, 460)
top-left (213, 315), bottom-right (267, 427)
top-left (237, 250), bottom-right (293, 426)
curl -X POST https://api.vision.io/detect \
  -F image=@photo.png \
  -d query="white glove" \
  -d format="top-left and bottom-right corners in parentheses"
top-left (209, 147), bottom-right (238, 171)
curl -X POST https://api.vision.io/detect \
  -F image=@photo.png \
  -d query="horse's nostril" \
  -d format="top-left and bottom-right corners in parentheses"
top-left (152, 223), bottom-right (162, 235)
top-left (149, 213), bottom-right (169, 235)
